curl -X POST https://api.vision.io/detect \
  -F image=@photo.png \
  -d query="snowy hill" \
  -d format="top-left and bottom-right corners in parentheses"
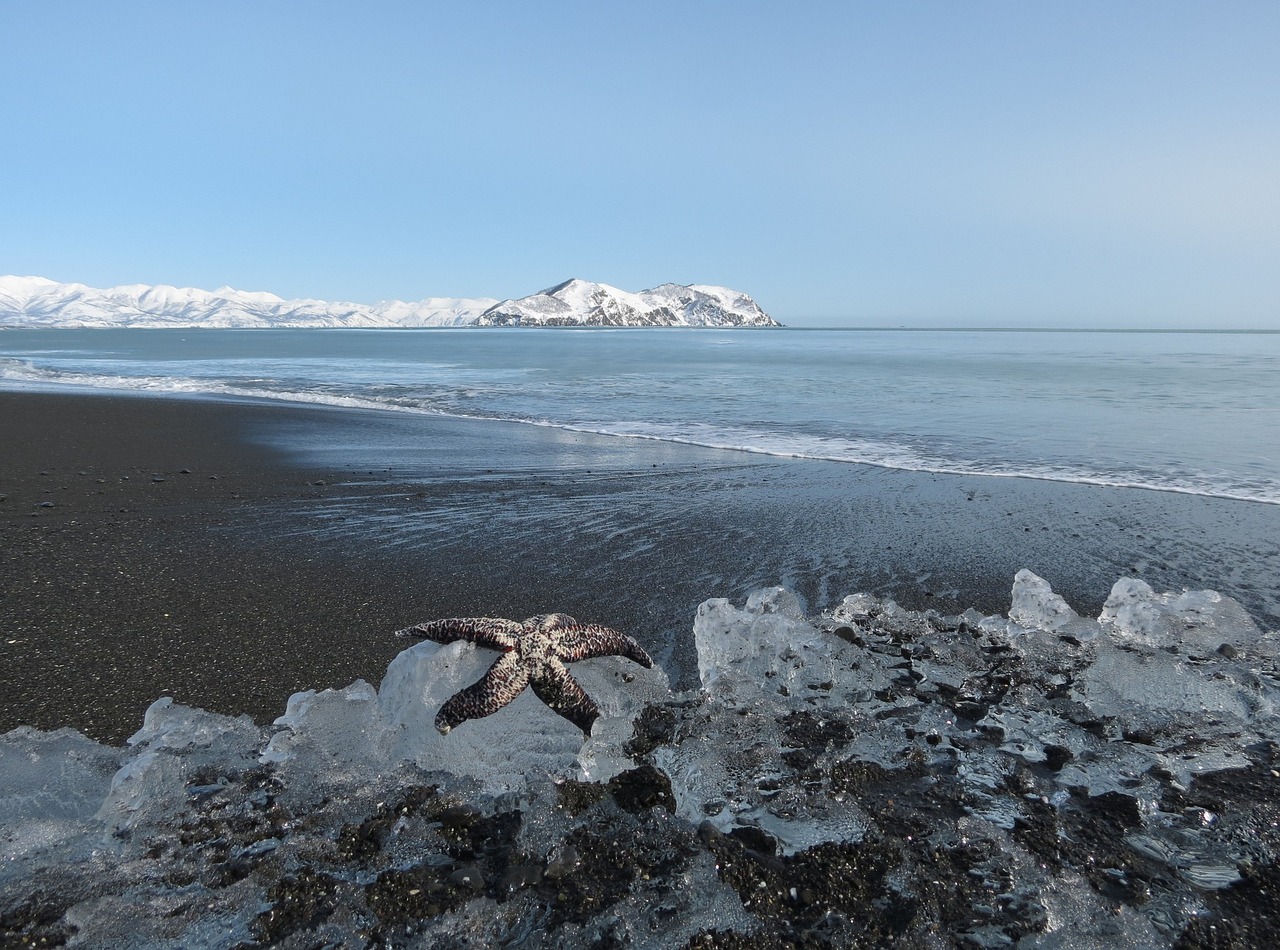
top-left (0, 276), bottom-right (498, 329)
top-left (0, 276), bottom-right (777, 329)
top-left (477, 278), bottom-right (778, 327)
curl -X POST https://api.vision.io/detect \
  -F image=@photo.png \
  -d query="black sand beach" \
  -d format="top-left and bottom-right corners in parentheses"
top-left (2, 389), bottom-right (1278, 744)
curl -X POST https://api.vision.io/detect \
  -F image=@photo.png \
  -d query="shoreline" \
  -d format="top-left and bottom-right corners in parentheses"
top-left (3, 388), bottom-right (1279, 745)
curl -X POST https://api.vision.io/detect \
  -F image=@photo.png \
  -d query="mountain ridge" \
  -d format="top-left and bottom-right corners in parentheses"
top-left (477, 277), bottom-right (778, 327)
top-left (0, 276), bottom-right (778, 328)
top-left (0, 276), bottom-right (496, 329)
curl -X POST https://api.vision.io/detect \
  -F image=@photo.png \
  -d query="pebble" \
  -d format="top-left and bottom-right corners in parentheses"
top-left (448, 865), bottom-right (485, 890)
top-left (498, 865), bottom-right (543, 892)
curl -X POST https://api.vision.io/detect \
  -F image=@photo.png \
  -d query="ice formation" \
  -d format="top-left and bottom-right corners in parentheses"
top-left (3, 572), bottom-right (1278, 948)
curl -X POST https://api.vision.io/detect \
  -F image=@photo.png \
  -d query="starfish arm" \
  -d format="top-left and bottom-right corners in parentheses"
top-left (553, 624), bottom-right (654, 669)
top-left (529, 659), bottom-right (601, 736)
top-left (434, 651), bottom-right (529, 734)
top-left (396, 617), bottom-right (521, 650)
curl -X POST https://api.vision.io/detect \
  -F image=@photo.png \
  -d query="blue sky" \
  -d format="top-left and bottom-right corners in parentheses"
top-left (2, 2), bottom-right (1277, 327)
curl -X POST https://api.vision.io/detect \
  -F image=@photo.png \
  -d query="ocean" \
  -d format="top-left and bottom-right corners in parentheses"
top-left (3, 327), bottom-right (1278, 505)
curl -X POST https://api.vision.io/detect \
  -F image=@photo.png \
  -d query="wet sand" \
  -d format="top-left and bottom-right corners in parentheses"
top-left (3, 389), bottom-right (1278, 744)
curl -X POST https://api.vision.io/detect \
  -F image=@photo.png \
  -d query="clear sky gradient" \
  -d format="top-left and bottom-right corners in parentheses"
top-left (3, 2), bottom-right (1277, 327)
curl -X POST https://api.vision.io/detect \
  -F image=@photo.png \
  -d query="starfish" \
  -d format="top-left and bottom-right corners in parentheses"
top-left (395, 614), bottom-right (654, 736)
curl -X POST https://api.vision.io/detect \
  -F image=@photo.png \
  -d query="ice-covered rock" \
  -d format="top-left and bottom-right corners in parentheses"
top-left (3, 573), bottom-right (1278, 947)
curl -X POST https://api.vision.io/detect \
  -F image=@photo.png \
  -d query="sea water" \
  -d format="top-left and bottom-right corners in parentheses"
top-left (2, 327), bottom-right (1278, 504)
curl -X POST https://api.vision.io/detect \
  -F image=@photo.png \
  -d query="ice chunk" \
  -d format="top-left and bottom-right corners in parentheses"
top-left (381, 639), bottom-right (669, 789)
top-left (1100, 578), bottom-right (1266, 651)
top-left (745, 584), bottom-right (808, 619)
top-left (0, 726), bottom-right (121, 825)
top-left (570, 651), bottom-right (672, 782)
top-left (129, 696), bottom-right (263, 754)
top-left (261, 638), bottom-right (670, 797)
top-left (829, 591), bottom-right (879, 622)
top-left (666, 589), bottom-right (886, 852)
top-left (1009, 569), bottom-right (1077, 632)
top-left (261, 679), bottom-right (388, 783)
top-left (0, 727), bottom-right (123, 887)
top-left (1085, 637), bottom-right (1229, 717)
top-left (97, 701), bottom-right (267, 841)
top-left (694, 585), bottom-right (838, 704)
top-left (1126, 832), bottom-right (1242, 889)
top-left (1006, 570), bottom-right (1102, 645)
top-left (62, 885), bottom-right (258, 950)
top-left (377, 640), bottom-right (580, 788)
top-left (96, 748), bottom-right (189, 838)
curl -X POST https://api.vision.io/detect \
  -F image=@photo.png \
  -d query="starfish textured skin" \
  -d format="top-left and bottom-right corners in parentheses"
top-left (395, 613), bottom-right (654, 736)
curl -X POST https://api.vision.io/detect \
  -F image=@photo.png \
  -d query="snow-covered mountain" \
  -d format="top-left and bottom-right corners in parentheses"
top-left (0, 276), bottom-right (778, 328)
top-left (0, 276), bottom-right (498, 328)
top-left (477, 278), bottom-right (778, 327)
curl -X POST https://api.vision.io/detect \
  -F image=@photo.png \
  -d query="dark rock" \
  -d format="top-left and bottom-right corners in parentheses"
top-left (781, 710), bottom-right (854, 750)
top-left (1043, 744), bottom-right (1074, 771)
top-left (830, 625), bottom-right (865, 647)
top-left (624, 703), bottom-right (677, 757)
top-left (1178, 861), bottom-right (1280, 949)
top-left (608, 763), bottom-right (676, 814)
top-left (252, 871), bottom-right (340, 945)
top-left (544, 845), bottom-right (581, 880)
top-left (0, 888), bottom-right (79, 949)
top-left (727, 825), bottom-right (778, 856)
